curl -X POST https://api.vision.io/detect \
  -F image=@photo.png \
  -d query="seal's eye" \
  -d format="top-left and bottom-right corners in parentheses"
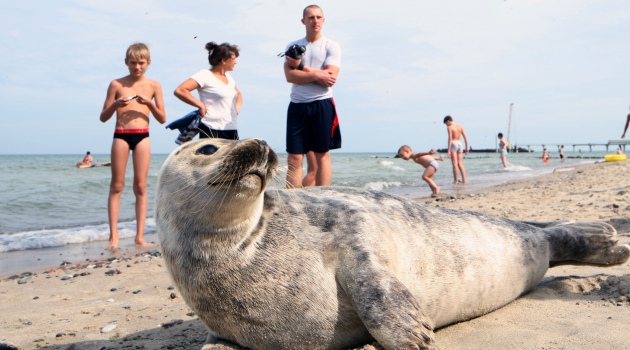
top-left (196, 144), bottom-right (219, 155)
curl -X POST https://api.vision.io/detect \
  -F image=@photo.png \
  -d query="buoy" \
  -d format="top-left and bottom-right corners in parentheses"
top-left (604, 154), bottom-right (627, 162)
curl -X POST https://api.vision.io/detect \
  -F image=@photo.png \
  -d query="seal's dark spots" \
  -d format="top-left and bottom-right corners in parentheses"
top-left (196, 144), bottom-right (219, 155)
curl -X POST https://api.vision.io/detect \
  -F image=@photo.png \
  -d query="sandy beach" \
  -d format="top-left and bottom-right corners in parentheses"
top-left (1, 160), bottom-right (629, 350)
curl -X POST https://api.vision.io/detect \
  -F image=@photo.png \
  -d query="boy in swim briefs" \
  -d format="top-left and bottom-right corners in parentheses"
top-left (100, 42), bottom-right (166, 249)
top-left (397, 145), bottom-right (444, 197)
top-left (443, 115), bottom-right (469, 184)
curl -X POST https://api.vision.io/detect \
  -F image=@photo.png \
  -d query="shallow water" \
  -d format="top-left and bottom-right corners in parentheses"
top-left (0, 150), bottom-right (605, 255)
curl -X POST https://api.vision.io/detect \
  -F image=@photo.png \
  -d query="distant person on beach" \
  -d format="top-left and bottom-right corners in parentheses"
top-left (559, 145), bottom-right (565, 162)
top-left (283, 4), bottom-right (342, 188)
top-left (542, 148), bottom-right (550, 163)
top-left (174, 42), bottom-right (242, 140)
top-left (397, 145), bottom-right (444, 197)
top-left (621, 106), bottom-right (630, 139)
top-left (443, 115), bottom-right (469, 183)
top-left (618, 145), bottom-right (624, 155)
top-left (497, 133), bottom-right (509, 168)
top-left (100, 42), bottom-right (166, 250)
top-left (77, 151), bottom-right (93, 168)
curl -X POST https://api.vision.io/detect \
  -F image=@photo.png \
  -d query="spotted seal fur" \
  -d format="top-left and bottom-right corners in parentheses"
top-left (155, 138), bottom-right (630, 350)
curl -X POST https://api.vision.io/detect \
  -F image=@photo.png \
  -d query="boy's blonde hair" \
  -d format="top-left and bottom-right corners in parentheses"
top-left (398, 145), bottom-right (411, 155)
top-left (126, 42), bottom-right (150, 61)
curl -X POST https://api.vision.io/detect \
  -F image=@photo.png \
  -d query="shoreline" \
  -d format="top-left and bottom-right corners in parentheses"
top-left (0, 236), bottom-right (160, 280)
top-left (420, 160), bottom-right (630, 222)
top-left (1, 160), bottom-right (629, 349)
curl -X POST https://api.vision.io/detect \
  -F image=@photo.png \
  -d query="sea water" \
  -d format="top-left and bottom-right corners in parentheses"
top-left (0, 150), bottom-right (605, 257)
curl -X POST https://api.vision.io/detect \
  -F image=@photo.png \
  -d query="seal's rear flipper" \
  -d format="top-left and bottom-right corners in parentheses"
top-left (544, 222), bottom-right (630, 267)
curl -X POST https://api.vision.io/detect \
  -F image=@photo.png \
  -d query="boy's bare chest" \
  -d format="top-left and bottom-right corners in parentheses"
top-left (118, 83), bottom-right (153, 98)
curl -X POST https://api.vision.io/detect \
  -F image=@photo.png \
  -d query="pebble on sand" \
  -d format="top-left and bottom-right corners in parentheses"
top-left (100, 324), bottom-right (117, 333)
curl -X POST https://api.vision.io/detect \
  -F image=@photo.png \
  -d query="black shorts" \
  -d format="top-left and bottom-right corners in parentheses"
top-left (198, 122), bottom-right (239, 140)
top-left (286, 98), bottom-right (341, 154)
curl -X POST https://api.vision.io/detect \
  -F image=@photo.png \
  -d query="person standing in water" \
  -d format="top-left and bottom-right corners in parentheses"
top-left (621, 105), bottom-right (630, 139)
top-left (498, 133), bottom-right (509, 168)
top-left (443, 115), bottom-right (469, 183)
top-left (542, 148), bottom-right (550, 163)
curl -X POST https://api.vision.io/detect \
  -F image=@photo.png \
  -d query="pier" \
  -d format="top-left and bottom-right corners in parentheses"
top-left (437, 140), bottom-right (630, 154)
top-left (516, 140), bottom-right (630, 153)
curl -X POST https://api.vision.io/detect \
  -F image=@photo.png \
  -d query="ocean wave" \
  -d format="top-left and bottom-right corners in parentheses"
top-left (362, 181), bottom-right (402, 192)
top-left (0, 219), bottom-right (156, 252)
top-left (503, 165), bottom-right (533, 172)
top-left (379, 160), bottom-right (405, 172)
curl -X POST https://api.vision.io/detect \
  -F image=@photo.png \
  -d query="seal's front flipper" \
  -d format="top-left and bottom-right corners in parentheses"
top-left (340, 269), bottom-right (436, 350)
top-left (544, 221), bottom-right (630, 267)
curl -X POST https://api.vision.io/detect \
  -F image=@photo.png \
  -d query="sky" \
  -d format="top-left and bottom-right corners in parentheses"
top-left (1, 0), bottom-right (629, 155)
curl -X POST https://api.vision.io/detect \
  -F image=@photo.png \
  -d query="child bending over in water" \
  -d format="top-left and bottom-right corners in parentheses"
top-left (397, 145), bottom-right (444, 197)
top-left (100, 42), bottom-right (167, 249)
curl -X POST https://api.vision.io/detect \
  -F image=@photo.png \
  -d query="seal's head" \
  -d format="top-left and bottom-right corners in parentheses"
top-left (156, 138), bottom-right (278, 235)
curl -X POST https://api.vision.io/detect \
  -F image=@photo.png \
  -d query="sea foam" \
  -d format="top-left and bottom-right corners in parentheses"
top-left (0, 219), bottom-right (156, 252)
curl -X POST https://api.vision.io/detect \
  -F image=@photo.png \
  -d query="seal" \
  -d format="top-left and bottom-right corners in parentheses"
top-left (156, 138), bottom-right (630, 350)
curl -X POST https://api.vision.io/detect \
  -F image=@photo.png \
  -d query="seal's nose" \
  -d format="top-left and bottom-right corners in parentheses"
top-left (254, 139), bottom-right (270, 167)
top-left (254, 138), bottom-right (268, 153)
